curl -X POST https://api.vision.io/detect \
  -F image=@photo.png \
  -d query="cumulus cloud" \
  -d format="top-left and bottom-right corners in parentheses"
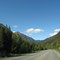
top-left (25, 28), bottom-right (44, 33)
top-left (54, 29), bottom-right (60, 32)
top-left (13, 25), bottom-right (18, 28)
top-left (49, 32), bottom-right (58, 36)
top-left (49, 29), bottom-right (60, 36)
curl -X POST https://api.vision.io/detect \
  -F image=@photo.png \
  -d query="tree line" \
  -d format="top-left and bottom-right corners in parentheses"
top-left (0, 24), bottom-right (45, 57)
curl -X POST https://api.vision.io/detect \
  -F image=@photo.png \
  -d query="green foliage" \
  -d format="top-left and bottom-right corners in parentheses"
top-left (42, 32), bottom-right (60, 49)
top-left (0, 24), bottom-right (46, 57)
top-left (0, 27), bottom-right (3, 51)
top-left (12, 33), bottom-right (23, 54)
top-left (0, 24), bottom-right (12, 57)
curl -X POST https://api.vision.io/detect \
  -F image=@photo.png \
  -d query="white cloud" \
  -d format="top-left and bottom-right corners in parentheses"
top-left (49, 29), bottom-right (60, 36)
top-left (49, 32), bottom-right (58, 36)
top-left (54, 29), bottom-right (60, 32)
top-left (13, 25), bottom-right (18, 28)
top-left (25, 28), bottom-right (44, 33)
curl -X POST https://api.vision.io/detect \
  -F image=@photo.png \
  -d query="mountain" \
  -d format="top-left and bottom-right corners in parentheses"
top-left (14, 32), bottom-right (42, 43)
top-left (14, 32), bottom-right (35, 42)
top-left (42, 32), bottom-right (60, 48)
top-left (35, 40), bottom-right (43, 43)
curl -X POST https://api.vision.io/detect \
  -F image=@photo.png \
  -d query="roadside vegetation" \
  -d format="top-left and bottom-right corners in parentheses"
top-left (55, 49), bottom-right (60, 53)
top-left (0, 23), bottom-right (60, 57)
top-left (0, 24), bottom-right (46, 57)
top-left (41, 31), bottom-right (60, 51)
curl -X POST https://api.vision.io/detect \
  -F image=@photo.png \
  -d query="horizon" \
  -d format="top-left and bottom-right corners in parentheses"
top-left (0, 0), bottom-right (60, 40)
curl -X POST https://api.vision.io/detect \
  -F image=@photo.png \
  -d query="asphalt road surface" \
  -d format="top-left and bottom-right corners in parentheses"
top-left (0, 50), bottom-right (60, 60)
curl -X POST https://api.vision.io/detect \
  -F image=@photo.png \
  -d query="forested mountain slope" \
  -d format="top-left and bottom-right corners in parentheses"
top-left (0, 24), bottom-right (44, 57)
top-left (42, 32), bottom-right (60, 48)
top-left (14, 32), bottom-right (35, 42)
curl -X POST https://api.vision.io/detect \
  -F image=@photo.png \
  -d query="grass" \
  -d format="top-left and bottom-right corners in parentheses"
top-left (8, 50), bottom-right (43, 57)
top-left (55, 49), bottom-right (60, 53)
top-left (10, 51), bottom-right (41, 57)
top-left (0, 50), bottom-right (45, 57)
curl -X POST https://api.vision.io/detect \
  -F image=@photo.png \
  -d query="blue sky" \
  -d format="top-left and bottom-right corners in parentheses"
top-left (0, 0), bottom-right (60, 40)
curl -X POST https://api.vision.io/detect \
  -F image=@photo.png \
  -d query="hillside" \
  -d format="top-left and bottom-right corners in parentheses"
top-left (14, 32), bottom-right (35, 42)
top-left (0, 24), bottom-right (45, 57)
top-left (42, 32), bottom-right (60, 48)
top-left (14, 32), bottom-right (41, 43)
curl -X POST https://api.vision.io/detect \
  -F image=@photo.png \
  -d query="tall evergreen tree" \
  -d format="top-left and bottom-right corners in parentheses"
top-left (0, 24), bottom-right (12, 56)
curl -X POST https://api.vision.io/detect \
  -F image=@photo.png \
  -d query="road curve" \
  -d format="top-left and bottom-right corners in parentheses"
top-left (0, 50), bottom-right (60, 60)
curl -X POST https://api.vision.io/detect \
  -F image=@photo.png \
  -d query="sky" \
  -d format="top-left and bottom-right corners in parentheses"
top-left (0, 0), bottom-right (60, 40)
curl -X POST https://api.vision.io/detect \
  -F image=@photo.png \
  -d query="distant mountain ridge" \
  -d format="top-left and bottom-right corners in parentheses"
top-left (14, 32), bottom-right (41, 43)
top-left (20, 33), bottom-right (35, 42)
top-left (35, 40), bottom-right (43, 43)
top-left (14, 32), bottom-right (36, 42)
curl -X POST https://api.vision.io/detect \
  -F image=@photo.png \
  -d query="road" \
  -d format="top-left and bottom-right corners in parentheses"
top-left (0, 50), bottom-right (60, 60)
